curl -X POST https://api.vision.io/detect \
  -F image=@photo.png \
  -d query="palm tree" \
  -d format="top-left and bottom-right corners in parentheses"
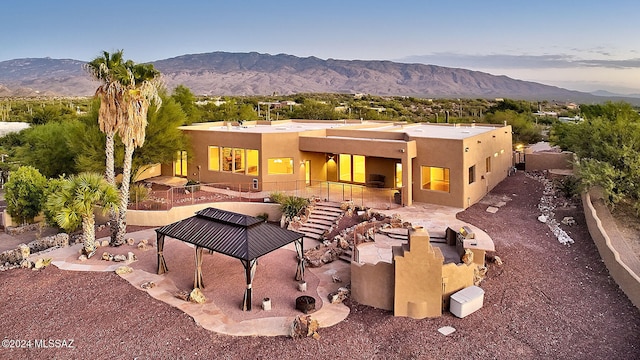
top-left (48, 172), bottom-right (119, 258)
top-left (85, 51), bottom-right (162, 246)
top-left (113, 62), bottom-right (162, 245)
top-left (84, 50), bottom-right (128, 186)
top-left (84, 51), bottom-right (128, 245)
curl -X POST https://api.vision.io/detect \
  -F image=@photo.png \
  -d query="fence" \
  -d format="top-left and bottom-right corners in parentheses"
top-left (130, 180), bottom-right (402, 211)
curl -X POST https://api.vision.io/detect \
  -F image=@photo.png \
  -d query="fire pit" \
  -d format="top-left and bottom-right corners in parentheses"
top-left (295, 295), bottom-right (316, 314)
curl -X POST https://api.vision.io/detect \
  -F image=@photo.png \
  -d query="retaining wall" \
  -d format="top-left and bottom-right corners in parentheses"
top-left (582, 189), bottom-right (640, 309)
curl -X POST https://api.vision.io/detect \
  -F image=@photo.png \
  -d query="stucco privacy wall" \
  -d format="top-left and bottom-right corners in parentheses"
top-left (525, 152), bottom-right (574, 171)
top-left (582, 189), bottom-right (640, 309)
top-left (351, 259), bottom-right (395, 311)
top-left (97, 202), bottom-right (282, 227)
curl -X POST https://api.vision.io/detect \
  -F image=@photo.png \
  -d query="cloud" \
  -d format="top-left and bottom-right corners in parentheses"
top-left (398, 53), bottom-right (640, 70)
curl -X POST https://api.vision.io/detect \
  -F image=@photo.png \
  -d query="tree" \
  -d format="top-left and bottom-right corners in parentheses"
top-left (550, 101), bottom-right (640, 213)
top-left (47, 172), bottom-right (119, 257)
top-left (85, 50), bottom-right (129, 244)
top-left (132, 94), bottom-right (188, 179)
top-left (84, 50), bottom-right (128, 187)
top-left (85, 51), bottom-right (163, 245)
top-left (171, 85), bottom-right (200, 124)
top-left (16, 120), bottom-right (82, 178)
top-left (114, 61), bottom-right (162, 245)
top-left (4, 166), bottom-right (47, 225)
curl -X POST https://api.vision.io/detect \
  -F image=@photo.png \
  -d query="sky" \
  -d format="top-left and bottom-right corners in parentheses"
top-left (1, 0), bottom-right (639, 94)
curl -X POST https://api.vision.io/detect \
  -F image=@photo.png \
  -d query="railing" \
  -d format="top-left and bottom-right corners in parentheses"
top-left (130, 180), bottom-right (402, 211)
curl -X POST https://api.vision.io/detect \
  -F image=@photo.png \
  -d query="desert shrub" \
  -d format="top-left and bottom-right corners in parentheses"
top-left (554, 175), bottom-right (580, 199)
top-left (280, 196), bottom-right (309, 219)
top-left (129, 183), bottom-right (150, 203)
top-left (5, 166), bottom-right (47, 225)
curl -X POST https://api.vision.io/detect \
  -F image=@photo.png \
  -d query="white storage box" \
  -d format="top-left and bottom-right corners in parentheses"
top-left (450, 285), bottom-right (484, 318)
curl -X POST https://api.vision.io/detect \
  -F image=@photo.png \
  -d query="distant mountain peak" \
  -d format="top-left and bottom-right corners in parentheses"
top-left (0, 51), bottom-right (630, 103)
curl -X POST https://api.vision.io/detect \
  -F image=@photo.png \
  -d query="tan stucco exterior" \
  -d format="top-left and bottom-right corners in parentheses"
top-left (351, 228), bottom-right (479, 319)
top-left (171, 120), bottom-right (512, 209)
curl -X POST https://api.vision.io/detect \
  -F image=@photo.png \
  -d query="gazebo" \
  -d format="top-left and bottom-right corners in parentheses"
top-left (155, 207), bottom-right (305, 311)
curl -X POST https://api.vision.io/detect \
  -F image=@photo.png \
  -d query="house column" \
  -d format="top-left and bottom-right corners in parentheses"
top-left (401, 153), bottom-right (413, 206)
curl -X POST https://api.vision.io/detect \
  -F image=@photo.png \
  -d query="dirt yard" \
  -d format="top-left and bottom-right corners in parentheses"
top-left (0, 171), bottom-right (639, 359)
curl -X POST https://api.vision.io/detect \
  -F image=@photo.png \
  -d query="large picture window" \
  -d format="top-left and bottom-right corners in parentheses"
top-left (209, 146), bottom-right (258, 175)
top-left (421, 166), bottom-right (450, 192)
top-left (268, 158), bottom-right (294, 174)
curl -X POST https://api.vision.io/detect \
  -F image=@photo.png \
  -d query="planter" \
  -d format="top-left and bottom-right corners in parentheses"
top-left (262, 297), bottom-right (272, 311)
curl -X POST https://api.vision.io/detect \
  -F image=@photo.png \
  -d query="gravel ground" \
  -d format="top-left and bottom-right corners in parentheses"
top-left (1, 171), bottom-right (639, 359)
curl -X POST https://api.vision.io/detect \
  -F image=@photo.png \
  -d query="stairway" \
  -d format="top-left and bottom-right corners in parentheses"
top-left (298, 201), bottom-right (345, 249)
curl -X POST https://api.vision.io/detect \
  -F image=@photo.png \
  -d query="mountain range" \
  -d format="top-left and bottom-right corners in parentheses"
top-left (0, 51), bottom-right (637, 103)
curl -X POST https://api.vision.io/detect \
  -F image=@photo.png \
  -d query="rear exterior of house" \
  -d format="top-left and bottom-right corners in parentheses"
top-left (165, 119), bottom-right (512, 209)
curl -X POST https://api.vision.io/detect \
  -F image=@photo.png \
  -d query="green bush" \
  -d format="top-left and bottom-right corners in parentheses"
top-left (279, 195), bottom-right (309, 220)
top-left (554, 175), bottom-right (580, 199)
top-left (5, 166), bottom-right (47, 225)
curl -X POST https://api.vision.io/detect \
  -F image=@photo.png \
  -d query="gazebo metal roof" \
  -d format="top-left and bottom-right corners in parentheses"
top-left (154, 207), bottom-right (305, 311)
top-left (156, 207), bottom-right (303, 261)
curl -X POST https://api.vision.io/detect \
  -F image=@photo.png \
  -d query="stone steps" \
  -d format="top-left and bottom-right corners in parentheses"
top-left (296, 202), bottom-right (345, 245)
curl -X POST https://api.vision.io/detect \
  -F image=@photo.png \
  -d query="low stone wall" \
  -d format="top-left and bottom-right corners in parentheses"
top-left (582, 189), bottom-right (640, 309)
top-left (0, 233), bottom-right (69, 265)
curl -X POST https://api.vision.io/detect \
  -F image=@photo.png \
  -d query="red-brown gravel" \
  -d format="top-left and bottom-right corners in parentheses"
top-left (0, 171), bottom-right (638, 359)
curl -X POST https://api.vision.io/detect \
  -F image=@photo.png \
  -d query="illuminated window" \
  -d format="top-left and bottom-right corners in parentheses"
top-left (421, 166), bottom-right (450, 192)
top-left (485, 157), bottom-right (491, 173)
top-left (233, 148), bottom-right (244, 173)
top-left (268, 158), bottom-right (294, 174)
top-left (353, 155), bottom-right (365, 183)
top-left (247, 149), bottom-right (259, 175)
top-left (175, 151), bottom-right (187, 176)
top-left (338, 154), bottom-right (366, 183)
top-left (469, 165), bottom-right (476, 184)
top-left (222, 147), bottom-right (233, 172)
top-left (208, 146), bottom-right (220, 171)
top-left (339, 154), bottom-right (352, 181)
top-left (395, 163), bottom-right (402, 188)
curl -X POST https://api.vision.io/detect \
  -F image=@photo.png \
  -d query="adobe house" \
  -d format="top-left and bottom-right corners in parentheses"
top-left (165, 119), bottom-right (512, 209)
top-left (351, 227), bottom-right (483, 319)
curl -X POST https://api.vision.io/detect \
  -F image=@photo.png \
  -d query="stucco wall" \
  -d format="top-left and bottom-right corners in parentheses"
top-left (525, 152), bottom-right (574, 171)
top-left (394, 230), bottom-right (444, 318)
top-left (442, 262), bottom-right (475, 309)
top-left (107, 202), bottom-right (282, 227)
top-left (351, 260), bottom-right (395, 311)
top-left (582, 189), bottom-right (640, 309)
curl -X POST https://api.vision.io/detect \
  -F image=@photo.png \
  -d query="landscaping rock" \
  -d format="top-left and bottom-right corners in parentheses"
top-left (290, 315), bottom-right (320, 339)
top-left (115, 265), bottom-right (133, 275)
top-left (27, 233), bottom-right (69, 253)
top-left (102, 252), bottom-right (113, 261)
top-left (127, 252), bottom-right (136, 262)
top-left (127, 238), bottom-right (135, 246)
top-left (33, 258), bottom-right (51, 270)
top-left (141, 281), bottom-right (156, 289)
top-left (175, 290), bottom-right (190, 301)
top-left (189, 288), bottom-right (206, 304)
top-left (328, 287), bottom-right (350, 304)
top-left (113, 254), bottom-right (127, 262)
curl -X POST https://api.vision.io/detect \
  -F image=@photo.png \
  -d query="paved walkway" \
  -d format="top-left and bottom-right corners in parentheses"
top-left (27, 228), bottom-right (351, 337)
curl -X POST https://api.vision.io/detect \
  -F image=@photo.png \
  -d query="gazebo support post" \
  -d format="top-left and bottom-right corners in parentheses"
top-left (156, 233), bottom-right (168, 275)
top-left (294, 238), bottom-right (305, 281)
top-left (194, 246), bottom-right (204, 289)
top-left (241, 259), bottom-right (257, 311)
